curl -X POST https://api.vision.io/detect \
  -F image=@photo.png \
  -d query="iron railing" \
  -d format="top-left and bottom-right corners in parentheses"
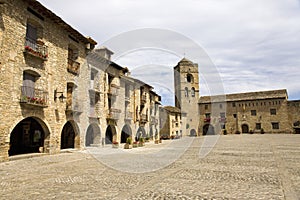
top-left (20, 86), bottom-right (48, 107)
top-left (24, 37), bottom-right (48, 60)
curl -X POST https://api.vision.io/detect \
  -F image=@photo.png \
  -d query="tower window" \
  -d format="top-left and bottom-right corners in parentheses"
top-left (186, 74), bottom-right (193, 83)
top-left (191, 87), bottom-right (195, 97)
top-left (184, 87), bottom-right (189, 97)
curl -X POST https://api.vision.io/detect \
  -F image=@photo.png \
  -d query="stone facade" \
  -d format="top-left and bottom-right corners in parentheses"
top-left (0, 0), bottom-right (161, 161)
top-left (172, 58), bottom-right (300, 136)
top-left (159, 106), bottom-right (182, 139)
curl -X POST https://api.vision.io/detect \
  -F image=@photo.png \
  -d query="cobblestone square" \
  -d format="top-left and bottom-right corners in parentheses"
top-left (0, 134), bottom-right (299, 200)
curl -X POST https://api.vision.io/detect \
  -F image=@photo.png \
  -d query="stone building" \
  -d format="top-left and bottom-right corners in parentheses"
top-left (159, 106), bottom-right (182, 139)
top-left (0, 0), bottom-right (161, 161)
top-left (172, 58), bottom-right (300, 136)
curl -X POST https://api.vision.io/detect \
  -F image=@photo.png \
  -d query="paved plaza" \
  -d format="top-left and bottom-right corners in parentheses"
top-left (0, 135), bottom-right (300, 200)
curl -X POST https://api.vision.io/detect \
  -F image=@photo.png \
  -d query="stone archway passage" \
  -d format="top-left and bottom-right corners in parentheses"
top-left (9, 117), bottom-right (49, 156)
top-left (136, 127), bottom-right (146, 141)
top-left (190, 129), bottom-right (197, 137)
top-left (242, 124), bottom-right (249, 133)
top-left (105, 125), bottom-right (117, 144)
top-left (85, 124), bottom-right (101, 147)
top-left (61, 121), bottom-right (75, 149)
top-left (121, 124), bottom-right (132, 143)
top-left (203, 124), bottom-right (215, 135)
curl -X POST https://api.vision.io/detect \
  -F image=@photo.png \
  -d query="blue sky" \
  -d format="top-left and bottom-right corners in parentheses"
top-left (39, 0), bottom-right (300, 105)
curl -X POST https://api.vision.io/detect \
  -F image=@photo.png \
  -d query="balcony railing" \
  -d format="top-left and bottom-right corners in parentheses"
top-left (125, 111), bottom-right (133, 120)
top-left (141, 94), bottom-right (147, 104)
top-left (67, 58), bottom-right (80, 75)
top-left (24, 37), bottom-right (48, 60)
top-left (66, 101), bottom-right (82, 113)
top-left (140, 114), bottom-right (148, 122)
top-left (20, 86), bottom-right (48, 107)
top-left (108, 84), bottom-right (119, 96)
top-left (107, 108), bottom-right (121, 120)
top-left (204, 118), bottom-right (211, 123)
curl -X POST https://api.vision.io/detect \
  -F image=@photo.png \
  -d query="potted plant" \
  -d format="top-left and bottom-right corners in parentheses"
top-left (124, 137), bottom-right (132, 149)
top-left (249, 130), bottom-right (254, 134)
top-left (132, 141), bottom-right (138, 148)
top-left (138, 137), bottom-right (145, 147)
top-left (112, 141), bottom-right (119, 148)
top-left (261, 128), bottom-right (265, 134)
top-left (223, 129), bottom-right (227, 135)
top-left (235, 130), bottom-right (241, 134)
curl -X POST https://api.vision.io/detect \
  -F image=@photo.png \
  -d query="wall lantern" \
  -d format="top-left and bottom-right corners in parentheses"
top-left (54, 89), bottom-right (66, 102)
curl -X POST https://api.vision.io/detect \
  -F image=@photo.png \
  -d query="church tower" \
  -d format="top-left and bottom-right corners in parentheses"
top-left (174, 58), bottom-right (199, 136)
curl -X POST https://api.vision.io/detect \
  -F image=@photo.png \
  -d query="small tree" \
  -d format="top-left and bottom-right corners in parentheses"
top-left (126, 137), bottom-right (132, 145)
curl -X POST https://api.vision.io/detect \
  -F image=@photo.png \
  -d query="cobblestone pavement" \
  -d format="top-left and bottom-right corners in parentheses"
top-left (0, 135), bottom-right (299, 200)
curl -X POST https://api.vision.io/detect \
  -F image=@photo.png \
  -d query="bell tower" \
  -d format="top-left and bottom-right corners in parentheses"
top-left (174, 58), bottom-right (199, 136)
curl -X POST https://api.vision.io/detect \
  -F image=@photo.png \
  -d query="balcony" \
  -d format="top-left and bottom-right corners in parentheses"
top-left (141, 94), bottom-right (147, 104)
top-left (151, 116), bottom-right (158, 125)
top-left (125, 111), bottom-right (133, 120)
top-left (66, 101), bottom-right (82, 113)
top-left (125, 95), bottom-right (130, 102)
top-left (204, 118), bottom-right (211, 123)
top-left (107, 108), bottom-right (121, 120)
top-left (24, 38), bottom-right (48, 61)
top-left (108, 84), bottom-right (119, 96)
top-left (67, 58), bottom-right (80, 75)
top-left (140, 114), bottom-right (148, 123)
top-left (20, 86), bottom-right (48, 108)
top-left (219, 117), bottom-right (227, 123)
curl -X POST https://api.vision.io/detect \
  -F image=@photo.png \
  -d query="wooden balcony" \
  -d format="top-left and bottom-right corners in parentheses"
top-left (67, 58), bottom-right (80, 75)
top-left (20, 86), bottom-right (48, 108)
top-left (24, 38), bottom-right (48, 61)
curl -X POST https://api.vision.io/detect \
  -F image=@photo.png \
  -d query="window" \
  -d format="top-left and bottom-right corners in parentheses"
top-left (251, 110), bottom-right (257, 116)
top-left (191, 87), bottom-right (195, 97)
top-left (270, 109), bottom-right (276, 115)
top-left (184, 87), bottom-right (189, 97)
top-left (256, 123), bottom-right (261, 130)
top-left (205, 104), bottom-right (208, 110)
top-left (219, 104), bottom-right (223, 109)
top-left (22, 72), bottom-right (37, 98)
top-left (272, 122), bottom-right (279, 129)
top-left (187, 74), bottom-right (193, 83)
top-left (26, 23), bottom-right (37, 44)
top-left (220, 112), bottom-right (226, 118)
top-left (233, 114), bottom-right (237, 118)
top-left (232, 102), bottom-right (236, 107)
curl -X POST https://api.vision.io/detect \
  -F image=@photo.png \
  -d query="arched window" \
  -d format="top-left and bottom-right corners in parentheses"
top-left (187, 74), bottom-right (194, 83)
top-left (184, 87), bottom-right (189, 97)
top-left (191, 87), bottom-right (195, 97)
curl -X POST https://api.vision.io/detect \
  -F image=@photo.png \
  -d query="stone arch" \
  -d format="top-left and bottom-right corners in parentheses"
top-left (241, 124), bottom-right (249, 133)
top-left (105, 125), bottom-right (117, 144)
top-left (191, 87), bottom-right (195, 97)
top-left (203, 124), bottom-right (215, 135)
top-left (85, 123), bottom-right (101, 147)
top-left (136, 126), bottom-right (146, 141)
top-left (61, 121), bottom-right (80, 149)
top-left (9, 117), bottom-right (50, 156)
top-left (121, 124), bottom-right (132, 143)
top-left (186, 73), bottom-right (194, 83)
top-left (190, 129), bottom-right (197, 136)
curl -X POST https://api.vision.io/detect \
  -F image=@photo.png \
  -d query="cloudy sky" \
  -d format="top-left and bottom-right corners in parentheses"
top-left (39, 0), bottom-right (300, 105)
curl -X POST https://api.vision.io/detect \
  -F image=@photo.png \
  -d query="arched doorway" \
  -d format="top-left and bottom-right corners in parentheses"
top-left (121, 124), bottom-right (132, 143)
top-left (85, 124), bottom-right (101, 147)
top-left (136, 126), bottom-right (146, 141)
top-left (190, 129), bottom-right (197, 137)
top-left (105, 125), bottom-right (117, 144)
top-left (9, 117), bottom-right (50, 156)
top-left (61, 121), bottom-right (76, 149)
top-left (203, 124), bottom-right (215, 135)
top-left (241, 124), bottom-right (249, 133)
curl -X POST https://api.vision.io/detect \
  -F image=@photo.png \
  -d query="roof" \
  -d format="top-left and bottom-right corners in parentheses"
top-left (24, 0), bottom-right (97, 45)
top-left (163, 106), bottom-right (181, 113)
top-left (199, 89), bottom-right (288, 103)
